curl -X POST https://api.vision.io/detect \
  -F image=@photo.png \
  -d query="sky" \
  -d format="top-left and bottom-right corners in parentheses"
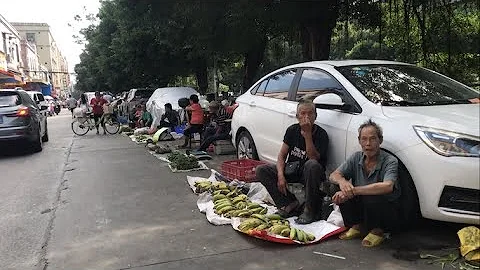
top-left (1, 0), bottom-right (101, 80)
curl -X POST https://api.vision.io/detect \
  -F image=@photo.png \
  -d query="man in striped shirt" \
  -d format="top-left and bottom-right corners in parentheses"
top-left (197, 101), bottom-right (231, 152)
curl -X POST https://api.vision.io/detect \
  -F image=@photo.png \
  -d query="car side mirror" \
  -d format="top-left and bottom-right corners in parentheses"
top-left (41, 105), bottom-right (49, 110)
top-left (313, 93), bottom-right (350, 110)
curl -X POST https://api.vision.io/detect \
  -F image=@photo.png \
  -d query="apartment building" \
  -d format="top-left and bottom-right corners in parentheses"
top-left (0, 14), bottom-right (23, 85)
top-left (12, 22), bottom-right (69, 97)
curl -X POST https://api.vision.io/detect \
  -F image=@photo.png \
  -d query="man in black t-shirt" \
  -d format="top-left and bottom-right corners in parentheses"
top-left (256, 100), bottom-right (329, 224)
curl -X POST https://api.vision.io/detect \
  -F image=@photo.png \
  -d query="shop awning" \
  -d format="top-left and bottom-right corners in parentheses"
top-left (0, 70), bottom-right (22, 84)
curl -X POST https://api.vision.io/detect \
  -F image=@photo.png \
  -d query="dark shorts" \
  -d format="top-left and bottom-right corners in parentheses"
top-left (93, 114), bottom-right (104, 125)
top-left (184, 124), bottom-right (203, 136)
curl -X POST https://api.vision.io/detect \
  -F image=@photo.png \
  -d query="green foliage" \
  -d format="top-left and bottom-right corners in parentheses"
top-left (331, 0), bottom-right (479, 86)
top-left (74, 0), bottom-right (479, 94)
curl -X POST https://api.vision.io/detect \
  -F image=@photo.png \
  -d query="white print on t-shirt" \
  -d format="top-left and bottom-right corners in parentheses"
top-left (290, 146), bottom-right (306, 160)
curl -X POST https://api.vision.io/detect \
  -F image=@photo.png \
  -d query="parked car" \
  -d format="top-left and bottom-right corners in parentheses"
top-left (121, 88), bottom-right (155, 120)
top-left (231, 60), bottom-right (479, 225)
top-left (0, 89), bottom-right (49, 152)
top-left (26, 91), bottom-right (49, 117)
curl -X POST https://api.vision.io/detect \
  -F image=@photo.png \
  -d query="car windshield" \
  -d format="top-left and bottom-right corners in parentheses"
top-left (0, 92), bottom-right (21, 107)
top-left (336, 64), bottom-right (479, 106)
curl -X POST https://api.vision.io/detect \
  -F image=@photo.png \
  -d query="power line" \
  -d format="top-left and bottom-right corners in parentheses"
top-left (23, 70), bottom-right (76, 75)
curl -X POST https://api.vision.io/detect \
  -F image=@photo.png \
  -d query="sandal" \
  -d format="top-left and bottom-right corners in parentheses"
top-left (362, 232), bottom-right (385, 247)
top-left (339, 228), bottom-right (361, 240)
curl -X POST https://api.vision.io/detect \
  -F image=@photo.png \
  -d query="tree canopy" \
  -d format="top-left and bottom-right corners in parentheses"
top-left (74, 0), bottom-right (479, 94)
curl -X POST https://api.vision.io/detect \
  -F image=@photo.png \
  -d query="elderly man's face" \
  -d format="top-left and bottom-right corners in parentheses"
top-left (359, 126), bottom-right (381, 157)
top-left (296, 104), bottom-right (316, 125)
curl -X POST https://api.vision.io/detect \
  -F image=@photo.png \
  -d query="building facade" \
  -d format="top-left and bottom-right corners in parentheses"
top-left (12, 22), bottom-right (69, 97)
top-left (0, 14), bottom-right (23, 85)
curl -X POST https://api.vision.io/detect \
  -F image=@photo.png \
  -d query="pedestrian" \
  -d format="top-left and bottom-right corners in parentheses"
top-left (66, 95), bottom-right (77, 118)
top-left (329, 119), bottom-right (401, 247)
top-left (256, 100), bottom-right (329, 224)
top-left (90, 91), bottom-right (108, 134)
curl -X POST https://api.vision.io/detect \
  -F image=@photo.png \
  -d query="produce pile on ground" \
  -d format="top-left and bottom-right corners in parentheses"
top-left (195, 181), bottom-right (268, 218)
top-left (168, 151), bottom-right (200, 170)
top-left (237, 214), bottom-right (316, 243)
top-left (135, 135), bottom-right (150, 143)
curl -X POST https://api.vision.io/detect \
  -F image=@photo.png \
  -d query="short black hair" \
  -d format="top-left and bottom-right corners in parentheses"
top-left (190, 94), bottom-right (199, 103)
top-left (165, 103), bottom-right (172, 109)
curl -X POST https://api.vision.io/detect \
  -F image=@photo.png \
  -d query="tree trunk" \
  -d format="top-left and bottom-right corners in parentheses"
top-left (300, 25), bottom-right (311, 61)
top-left (242, 36), bottom-right (267, 91)
top-left (195, 57), bottom-right (208, 95)
top-left (414, 5), bottom-right (428, 65)
top-left (299, 4), bottom-right (339, 61)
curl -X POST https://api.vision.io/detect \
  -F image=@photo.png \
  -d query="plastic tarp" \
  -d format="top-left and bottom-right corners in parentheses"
top-left (145, 87), bottom-right (199, 128)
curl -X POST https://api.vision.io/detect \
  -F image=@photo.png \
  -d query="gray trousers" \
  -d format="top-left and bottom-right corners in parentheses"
top-left (256, 160), bottom-right (326, 213)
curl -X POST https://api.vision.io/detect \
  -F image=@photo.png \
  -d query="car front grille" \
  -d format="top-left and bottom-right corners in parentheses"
top-left (438, 186), bottom-right (480, 214)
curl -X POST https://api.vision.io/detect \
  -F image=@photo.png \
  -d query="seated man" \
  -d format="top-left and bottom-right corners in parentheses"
top-left (256, 100), bottom-right (329, 224)
top-left (196, 101), bottom-right (231, 152)
top-left (159, 103), bottom-right (179, 130)
top-left (329, 119), bottom-right (401, 248)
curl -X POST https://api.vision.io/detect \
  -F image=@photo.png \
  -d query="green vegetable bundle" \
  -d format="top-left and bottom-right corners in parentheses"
top-left (168, 151), bottom-right (200, 170)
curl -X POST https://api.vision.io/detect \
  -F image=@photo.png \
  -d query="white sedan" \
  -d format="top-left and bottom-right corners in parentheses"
top-left (231, 60), bottom-right (479, 225)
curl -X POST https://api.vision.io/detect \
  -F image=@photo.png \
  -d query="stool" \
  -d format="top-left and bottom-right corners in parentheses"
top-left (188, 132), bottom-right (202, 148)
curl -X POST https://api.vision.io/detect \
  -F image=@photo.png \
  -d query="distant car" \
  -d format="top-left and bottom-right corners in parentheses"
top-left (26, 91), bottom-right (49, 116)
top-left (231, 60), bottom-right (479, 225)
top-left (0, 89), bottom-right (49, 152)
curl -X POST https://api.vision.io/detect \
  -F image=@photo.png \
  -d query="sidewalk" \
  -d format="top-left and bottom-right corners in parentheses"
top-left (45, 134), bottom-right (460, 270)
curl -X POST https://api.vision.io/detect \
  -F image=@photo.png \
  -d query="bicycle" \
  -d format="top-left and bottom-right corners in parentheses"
top-left (71, 112), bottom-right (120, 136)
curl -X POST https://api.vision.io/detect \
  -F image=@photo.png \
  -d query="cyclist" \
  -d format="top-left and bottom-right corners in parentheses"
top-left (90, 91), bottom-right (109, 134)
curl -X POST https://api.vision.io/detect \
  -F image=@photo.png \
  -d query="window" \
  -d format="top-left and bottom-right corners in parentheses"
top-left (26, 33), bottom-right (36, 42)
top-left (0, 92), bottom-right (21, 107)
top-left (296, 69), bottom-right (344, 101)
top-left (263, 69), bottom-right (296, 99)
top-left (255, 80), bottom-right (268, 96)
top-left (36, 94), bottom-right (45, 102)
top-left (337, 64), bottom-right (479, 105)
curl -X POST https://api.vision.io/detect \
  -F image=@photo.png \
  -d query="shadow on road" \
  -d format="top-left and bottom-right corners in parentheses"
top-left (389, 218), bottom-right (465, 262)
top-left (0, 142), bottom-right (37, 158)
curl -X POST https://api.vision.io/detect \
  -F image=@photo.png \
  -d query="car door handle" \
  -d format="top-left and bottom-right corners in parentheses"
top-left (249, 101), bottom-right (256, 107)
top-left (287, 111), bottom-right (296, 118)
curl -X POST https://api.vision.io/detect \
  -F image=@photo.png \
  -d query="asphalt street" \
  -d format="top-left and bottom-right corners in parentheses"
top-left (0, 110), bottom-right (466, 270)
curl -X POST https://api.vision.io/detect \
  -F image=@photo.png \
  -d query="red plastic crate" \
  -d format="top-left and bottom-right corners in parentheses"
top-left (220, 159), bottom-right (268, 182)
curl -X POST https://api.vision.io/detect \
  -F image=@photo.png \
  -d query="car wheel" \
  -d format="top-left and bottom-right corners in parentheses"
top-left (236, 131), bottom-right (259, 160)
top-left (398, 162), bottom-right (421, 229)
top-left (42, 122), bottom-right (49, 142)
top-left (32, 129), bottom-right (43, 153)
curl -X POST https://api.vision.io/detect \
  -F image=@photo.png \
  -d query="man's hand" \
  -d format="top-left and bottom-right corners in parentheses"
top-left (277, 174), bottom-right (288, 195)
top-left (332, 191), bottom-right (348, 205)
top-left (299, 116), bottom-right (313, 138)
top-left (339, 179), bottom-right (355, 199)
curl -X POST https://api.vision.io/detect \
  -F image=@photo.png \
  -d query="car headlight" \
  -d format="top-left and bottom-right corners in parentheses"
top-left (413, 126), bottom-right (480, 157)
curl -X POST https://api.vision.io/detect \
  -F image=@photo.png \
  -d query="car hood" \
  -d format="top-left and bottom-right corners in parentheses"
top-left (382, 104), bottom-right (479, 137)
